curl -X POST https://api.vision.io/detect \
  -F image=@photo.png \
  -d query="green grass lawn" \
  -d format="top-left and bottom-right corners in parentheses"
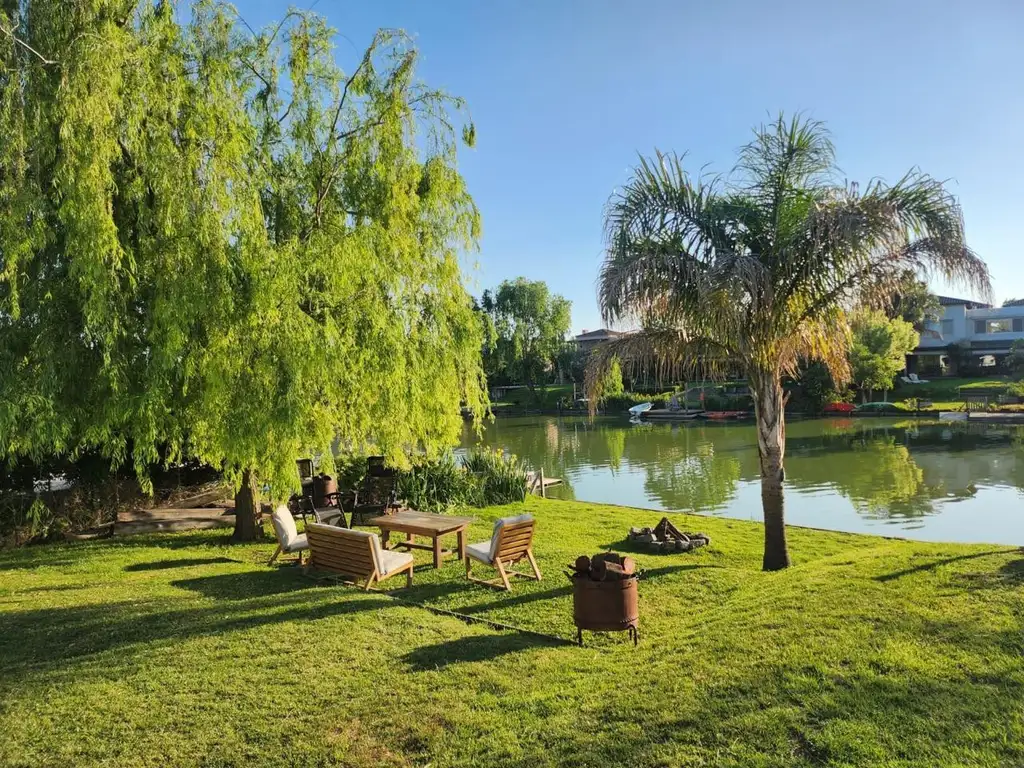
top-left (2, 499), bottom-right (1024, 767)
top-left (892, 376), bottom-right (1011, 401)
top-left (491, 384), bottom-right (575, 410)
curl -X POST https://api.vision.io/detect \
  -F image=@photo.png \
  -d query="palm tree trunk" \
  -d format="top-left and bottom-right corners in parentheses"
top-left (232, 469), bottom-right (264, 542)
top-left (751, 369), bottom-right (791, 571)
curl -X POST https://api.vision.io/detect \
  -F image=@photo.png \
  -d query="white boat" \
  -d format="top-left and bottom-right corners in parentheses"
top-left (628, 402), bottom-right (653, 416)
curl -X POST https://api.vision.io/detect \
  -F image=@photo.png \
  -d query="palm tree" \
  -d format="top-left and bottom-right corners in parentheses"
top-left (588, 114), bottom-right (990, 570)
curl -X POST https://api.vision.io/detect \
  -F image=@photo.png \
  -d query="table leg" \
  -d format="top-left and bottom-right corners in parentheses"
top-left (380, 530), bottom-right (391, 550)
top-left (456, 529), bottom-right (466, 560)
top-left (406, 531), bottom-right (414, 548)
top-left (433, 536), bottom-right (443, 569)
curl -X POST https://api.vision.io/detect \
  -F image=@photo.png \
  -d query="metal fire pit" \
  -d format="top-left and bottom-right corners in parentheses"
top-left (571, 571), bottom-right (640, 646)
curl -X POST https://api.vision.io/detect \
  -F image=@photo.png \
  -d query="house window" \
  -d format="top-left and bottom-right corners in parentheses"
top-left (941, 319), bottom-right (954, 338)
top-left (975, 320), bottom-right (986, 334)
top-left (987, 319), bottom-right (1012, 333)
top-left (1015, 319), bottom-right (1023, 333)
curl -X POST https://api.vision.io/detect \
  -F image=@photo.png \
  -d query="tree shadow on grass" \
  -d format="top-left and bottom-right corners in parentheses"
top-left (386, 578), bottom-right (477, 603)
top-left (2, 583), bottom-right (94, 594)
top-left (171, 569), bottom-right (320, 600)
top-left (0, 590), bottom-right (394, 683)
top-left (954, 558), bottom-right (1024, 592)
top-left (456, 583), bottom-right (573, 615)
top-left (0, 531), bottom-right (253, 572)
top-left (125, 556), bottom-right (239, 572)
top-left (642, 563), bottom-right (724, 579)
top-left (874, 549), bottom-right (1014, 582)
top-left (401, 632), bottom-right (558, 671)
top-left (0, 556), bottom-right (79, 571)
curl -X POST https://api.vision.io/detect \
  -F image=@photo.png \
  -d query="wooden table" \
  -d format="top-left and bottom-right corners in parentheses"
top-left (367, 511), bottom-right (475, 568)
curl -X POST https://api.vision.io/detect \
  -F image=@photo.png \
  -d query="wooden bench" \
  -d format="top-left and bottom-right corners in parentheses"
top-left (305, 523), bottom-right (413, 589)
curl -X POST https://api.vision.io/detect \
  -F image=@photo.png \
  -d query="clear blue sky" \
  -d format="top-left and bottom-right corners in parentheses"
top-left (233, 0), bottom-right (1024, 334)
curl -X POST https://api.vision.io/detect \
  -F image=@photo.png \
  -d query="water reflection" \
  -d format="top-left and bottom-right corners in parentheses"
top-left (461, 416), bottom-right (1024, 544)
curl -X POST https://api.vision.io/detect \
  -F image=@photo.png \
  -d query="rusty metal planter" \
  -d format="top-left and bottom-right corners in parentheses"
top-left (571, 575), bottom-right (639, 646)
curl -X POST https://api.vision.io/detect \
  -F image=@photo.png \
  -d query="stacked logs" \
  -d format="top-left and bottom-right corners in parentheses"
top-left (626, 516), bottom-right (711, 553)
top-left (567, 552), bottom-right (638, 582)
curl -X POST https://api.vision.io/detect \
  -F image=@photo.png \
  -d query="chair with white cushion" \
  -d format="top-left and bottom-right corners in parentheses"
top-left (269, 504), bottom-right (309, 566)
top-left (304, 523), bottom-right (413, 589)
top-left (464, 513), bottom-right (541, 591)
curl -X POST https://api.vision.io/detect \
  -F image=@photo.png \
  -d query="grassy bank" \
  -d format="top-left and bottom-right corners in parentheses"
top-left (2, 499), bottom-right (1023, 767)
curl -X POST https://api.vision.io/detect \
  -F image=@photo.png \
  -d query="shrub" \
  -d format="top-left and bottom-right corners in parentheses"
top-left (393, 449), bottom-right (528, 513)
top-left (462, 449), bottom-right (529, 505)
top-left (601, 391), bottom-right (678, 412)
top-left (602, 392), bottom-right (652, 412)
top-left (395, 454), bottom-right (478, 514)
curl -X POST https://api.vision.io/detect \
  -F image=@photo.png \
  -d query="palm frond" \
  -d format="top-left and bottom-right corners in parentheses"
top-left (780, 171), bottom-right (991, 321)
top-left (735, 113), bottom-right (836, 206)
top-left (782, 306), bottom-right (852, 385)
top-left (601, 153), bottom-right (735, 325)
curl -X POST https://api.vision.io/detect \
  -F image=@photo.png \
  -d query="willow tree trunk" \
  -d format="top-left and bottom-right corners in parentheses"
top-left (232, 469), bottom-right (264, 542)
top-left (751, 369), bottom-right (791, 571)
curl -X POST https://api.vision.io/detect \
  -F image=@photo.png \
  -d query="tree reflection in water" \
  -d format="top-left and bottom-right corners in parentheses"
top-left (462, 415), bottom-right (1024, 529)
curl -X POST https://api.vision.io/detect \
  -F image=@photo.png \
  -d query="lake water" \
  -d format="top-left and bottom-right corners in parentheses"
top-left (460, 416), bottom-right (1024, 545)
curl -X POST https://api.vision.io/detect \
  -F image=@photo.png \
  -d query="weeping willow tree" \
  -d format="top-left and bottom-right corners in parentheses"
top-left (588, 115), bottom-right (990, 570)
top-left (0, 1), bottom-right (487, 540)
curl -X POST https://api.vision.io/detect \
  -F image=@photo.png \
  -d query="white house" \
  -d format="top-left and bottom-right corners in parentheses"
top-left (909, 296), bottom-right (1024, 373)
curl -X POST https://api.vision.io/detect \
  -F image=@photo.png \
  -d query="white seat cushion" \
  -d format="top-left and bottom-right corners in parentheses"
top-left (377, 548), bottom-right (413, 575)
top-left (271, 505), bottom-right (301, 549)
top-left (282, 532), bottom-right (308, 553)
top-left (490, 513), bottom-right (533, 560)
top-left (466, 541), bottom-right (492, 564)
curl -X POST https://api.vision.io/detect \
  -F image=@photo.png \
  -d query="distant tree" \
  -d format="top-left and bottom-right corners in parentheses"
top-left (888, 272), bottom-right (942, 331)
top-left (861, 269), bottom-right (941, 331)
top-left (475, 295), bottom-right (504, 384)
top-left (1003, 298), bottom-right (1024, 308)
top-left (849, 311), bottom-right (920, 402)
top-left (593, 358), bottom-right (625, 402)
top-left (1004, 340), bottom-right (1024, 377)
top-left (555, 344), bottom-right (589, 383)
top-left (483, 279), bottom-right (571, 392)
top-left (0, 3), bottom-right (487, 541)
top-left (795, 361), bottom-right (844, 413)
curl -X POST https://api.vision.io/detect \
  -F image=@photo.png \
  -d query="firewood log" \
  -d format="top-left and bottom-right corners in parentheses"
top-left (663, 518), bottom-right (689, 541)
top-left (601, 562), bottom-right (629, 580)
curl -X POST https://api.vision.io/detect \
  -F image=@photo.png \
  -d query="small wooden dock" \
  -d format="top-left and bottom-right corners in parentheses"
top-left (526, 470), bottom-right (563, 498)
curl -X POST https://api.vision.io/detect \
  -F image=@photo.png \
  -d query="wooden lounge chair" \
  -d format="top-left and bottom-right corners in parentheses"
top-left (305, 523), bottom-right (413, 589)
top-left (269, 505), bottom-right (309, 566)
top-left (464, 513), bottom-right (541, 591)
